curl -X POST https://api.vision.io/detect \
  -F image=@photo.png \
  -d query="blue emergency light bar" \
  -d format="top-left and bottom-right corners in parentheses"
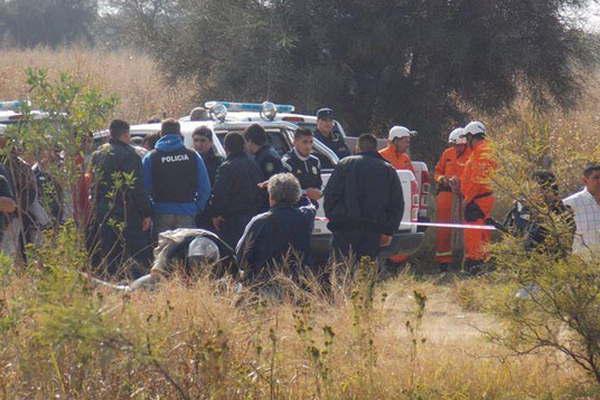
top-left (204, 101), bottom-right (295, 113)
top-left (0, 100), bottom-right (30, 111)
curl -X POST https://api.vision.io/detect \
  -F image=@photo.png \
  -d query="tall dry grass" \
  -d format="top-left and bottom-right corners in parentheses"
top-left (0, 47), bottom-right (599, 399)
top-left (0, 265), bottom-right (592, 399)
top-left (0, 46), bottom-right (199, 122)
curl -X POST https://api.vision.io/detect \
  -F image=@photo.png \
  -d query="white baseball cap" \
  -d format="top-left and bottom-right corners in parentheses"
top-left (389, 126), bottom-right (417, 140)
top-left (448, 128), bottom-right (466, 144)
top-left (462, 121), bottom-right (486, 136)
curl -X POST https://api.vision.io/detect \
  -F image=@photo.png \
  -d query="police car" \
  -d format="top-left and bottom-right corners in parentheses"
top-left (94, 102), bottom-right (425, 258)
top-left (0, 100), bottom-right (50, 125)
top-left (182, 100), bottom-right (431, 226)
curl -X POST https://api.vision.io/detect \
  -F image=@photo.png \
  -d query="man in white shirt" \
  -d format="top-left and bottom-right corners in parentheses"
top-left (563, 163), bottom-right (600, 259)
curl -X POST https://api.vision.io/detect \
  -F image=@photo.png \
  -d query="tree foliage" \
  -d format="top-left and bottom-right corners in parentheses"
top-left (0, 0), bottom-right (97, 47)
top-left (112, 0), bottom-right (598, 156)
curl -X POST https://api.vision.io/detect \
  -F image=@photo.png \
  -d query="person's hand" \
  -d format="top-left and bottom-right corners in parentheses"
top-left (257, 181), bottom-right (268, 190)
top-left (379, 234), bottom-right (392, 247)
top-left (212, 216), bottom-right (225, 231)
top-left (0, 197), bottom-right (16, 213)
top-left (142, 217), bottom-right (152, 232)
top-left (305, 188), bottom-right (322, 201)
top-left (448, 177), bottom-right (461, 193)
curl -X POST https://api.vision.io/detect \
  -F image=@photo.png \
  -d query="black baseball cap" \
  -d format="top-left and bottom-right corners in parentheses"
top-left (316, 107), bottom-right (334, 120)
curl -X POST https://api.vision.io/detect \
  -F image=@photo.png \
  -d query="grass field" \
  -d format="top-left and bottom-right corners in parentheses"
top-left (1, 47), bottom-right (600, 399)
top-left (0, 46), bottom-right (198, 122)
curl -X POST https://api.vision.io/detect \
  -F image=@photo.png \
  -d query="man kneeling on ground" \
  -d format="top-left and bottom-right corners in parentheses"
top-left (236, 173), bottom-right (316, 284)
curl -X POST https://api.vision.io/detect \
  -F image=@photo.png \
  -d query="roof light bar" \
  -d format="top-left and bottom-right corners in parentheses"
top-left (204, 101), bottom-right (295, 114)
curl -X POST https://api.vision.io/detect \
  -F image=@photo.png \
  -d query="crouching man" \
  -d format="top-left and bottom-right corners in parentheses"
top-left (236, 173), bottom-right (316, 285)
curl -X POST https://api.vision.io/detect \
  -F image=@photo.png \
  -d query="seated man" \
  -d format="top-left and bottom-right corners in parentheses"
top-left (236, 173), bottom-right (316, 284)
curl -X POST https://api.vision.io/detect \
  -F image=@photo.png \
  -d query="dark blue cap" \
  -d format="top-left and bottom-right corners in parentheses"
top-left (316, 107), bottom-right (334, 120)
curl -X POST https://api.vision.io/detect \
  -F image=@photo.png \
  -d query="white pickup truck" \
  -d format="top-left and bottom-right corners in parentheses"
top-left (95, 115), bottom-right (426, 258)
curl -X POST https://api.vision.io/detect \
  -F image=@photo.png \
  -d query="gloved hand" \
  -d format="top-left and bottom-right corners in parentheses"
top-left (465, 201), bottom-right (485, 222)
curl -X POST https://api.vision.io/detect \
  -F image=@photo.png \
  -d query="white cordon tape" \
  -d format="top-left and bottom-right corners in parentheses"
top-left (400, 221), bottom-right (497, 231)
top-left (314, 217), bottom-right (496, 231)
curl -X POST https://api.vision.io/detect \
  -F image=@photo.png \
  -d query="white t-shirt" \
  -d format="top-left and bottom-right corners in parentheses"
top-left (563, 188), bottom-right (600, 258)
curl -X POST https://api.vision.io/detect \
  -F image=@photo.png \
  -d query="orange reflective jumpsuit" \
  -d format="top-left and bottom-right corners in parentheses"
top-left (379, 145), bottom-right (415, 263)
top-left (433, 146), bottom-right (471, 264)
top-left (460, 140), bottom-right (497, 262)
top-left (379, 145), bottom-right (415, 173)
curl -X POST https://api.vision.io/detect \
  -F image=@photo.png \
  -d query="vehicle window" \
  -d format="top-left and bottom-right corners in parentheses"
top-left (214, 129), bottom-right (291, 156)
top-left (265, 129), bottom-right (291, 156)
top-left (297, 123), bottom-right (317, 135)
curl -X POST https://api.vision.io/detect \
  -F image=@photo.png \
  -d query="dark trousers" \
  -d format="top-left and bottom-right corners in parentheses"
top-left (221, 213), bottom-right (254, 249)
top-left (87, 222), bottom-right (152, 279)
top-left (331, 229), bottom-right (381, 262)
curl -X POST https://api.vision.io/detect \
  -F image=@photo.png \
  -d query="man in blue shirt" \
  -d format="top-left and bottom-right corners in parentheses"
top-left (143, 119), bottom-right (211, 234)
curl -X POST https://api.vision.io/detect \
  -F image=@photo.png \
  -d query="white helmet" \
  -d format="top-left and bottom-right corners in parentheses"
top-left (463, 121), bottom-right (486, 137)
top-left (448, 128), bottom-right (466, 144)
top-left (187, 236), bottom-right (220, 262)
top-left (389, 125), bottom-right (417, 140)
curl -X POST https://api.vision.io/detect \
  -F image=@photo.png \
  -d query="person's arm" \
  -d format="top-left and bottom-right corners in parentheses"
top-left (299, 201), bottom-right (317, 220)
top-left (323, 163), bottom-right (345, 219)
top-left (272, 155), bottom-right (284, 175)
top-left (141, 153), bottom-right (153, 205)
top-left (236, 215), bottom-right (265, 269)
top-left (194, 152), bottom-right (211, 212)
top-left (281, 155), bottom-right (293, 173)
top-left (434, 151), bottom-right (447, 183)
top-left (209, 163), bottom-right (231, 218)
top-left (315, 158), bottom-right (323, 190)
top-left (129, 154), bottom-right (153, 218)
top-left (384, 168), bottom-right (404, 235)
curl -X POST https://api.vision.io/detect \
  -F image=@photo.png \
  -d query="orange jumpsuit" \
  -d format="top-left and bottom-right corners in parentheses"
top-left (460, 140), bottom-right (497, 262)
top-left (433, 146), bottom-right (471, 264)
top-left (379, 145), bottom-right (415, 173)
top-left (379, 145), bottom-right (415, 263)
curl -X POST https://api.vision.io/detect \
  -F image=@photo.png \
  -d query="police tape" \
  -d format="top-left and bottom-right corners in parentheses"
top-left (400, 221), bottom-right (497, 230)
top-left (314, 217), bottom-right (497, 231)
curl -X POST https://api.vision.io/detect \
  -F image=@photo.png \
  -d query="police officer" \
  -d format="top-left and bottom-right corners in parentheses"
top-left (88, 119), bottom-right (153, 277)
top-left (281, 128), bottom-right (322, 203)
top-left (324, 134), bottom-right (404, 261)
top-left (192, 126), bottom-right (224, 186)
top-left (314, 108), bottom-right (351, 159)
top-left (244, 124), bottom-right (284, 180)
top-left (208, 132), bottom-right (266, 248)
top-left (142, 119), bottom-right (211, 234)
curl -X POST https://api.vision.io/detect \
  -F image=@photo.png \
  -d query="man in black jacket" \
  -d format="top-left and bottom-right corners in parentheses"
top-left (244, 124), bottom-right (284, 180)
top-left (324, 134), bottom-right (404, 261)
top-left (192, 126), bottom-right (224, 229)
top-left (237, 173), bottom-right (316, 284)
top-left (88, 119), bottom-right (153, 278)
top-left (208, 132), bottom-right (265, 248)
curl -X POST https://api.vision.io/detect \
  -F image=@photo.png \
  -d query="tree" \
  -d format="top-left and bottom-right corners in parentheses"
top-left (0, 0), bottom-right (98, 47)
top-left (113, 0), bottom-right (599, 158)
